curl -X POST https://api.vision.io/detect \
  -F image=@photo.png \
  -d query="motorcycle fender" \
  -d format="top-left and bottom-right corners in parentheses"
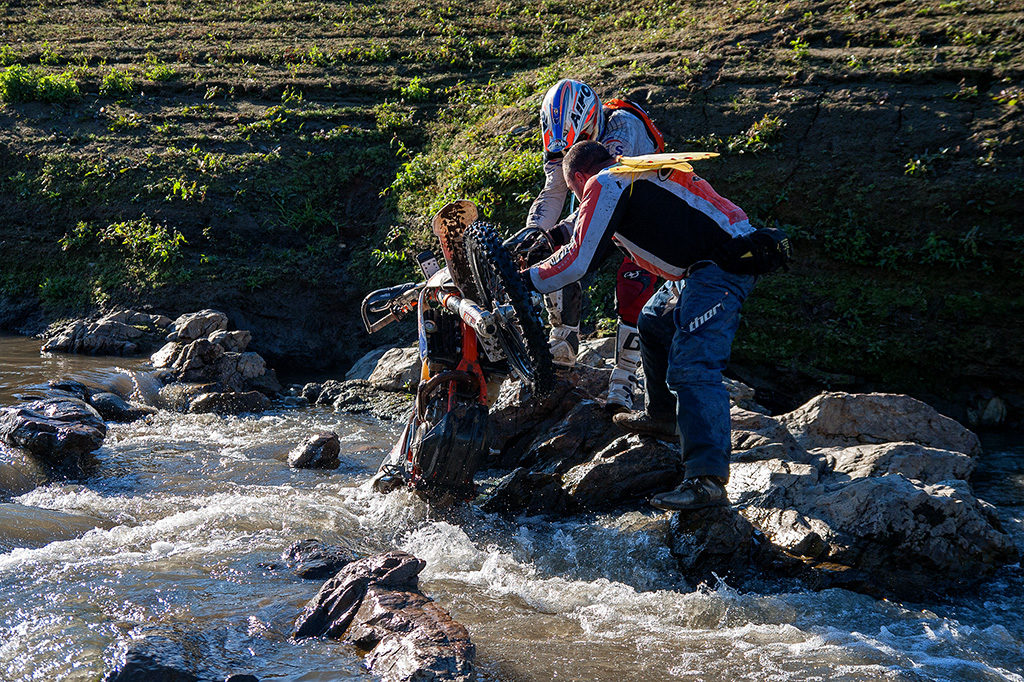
top-left (415, 404), bottom-right (489, 491)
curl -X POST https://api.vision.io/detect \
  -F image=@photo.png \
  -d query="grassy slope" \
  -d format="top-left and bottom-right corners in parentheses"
top-left (0, 0), bottom-right (1022, 417)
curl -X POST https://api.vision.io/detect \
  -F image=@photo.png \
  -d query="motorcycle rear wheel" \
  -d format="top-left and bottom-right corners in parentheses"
top-left (465, 221), bottom-right (554, 395)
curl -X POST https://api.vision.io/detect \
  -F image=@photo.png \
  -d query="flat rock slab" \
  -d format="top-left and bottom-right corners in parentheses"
top-left (779, 391), bottom-right (982, 456)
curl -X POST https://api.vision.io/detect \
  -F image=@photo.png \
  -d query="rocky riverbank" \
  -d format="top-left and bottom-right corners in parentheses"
top-left (2, 321), bottom-right (1021, 680)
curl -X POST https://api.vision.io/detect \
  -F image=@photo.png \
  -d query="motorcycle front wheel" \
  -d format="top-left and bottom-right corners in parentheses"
top-left (464, 221), bottom-right (554, 395)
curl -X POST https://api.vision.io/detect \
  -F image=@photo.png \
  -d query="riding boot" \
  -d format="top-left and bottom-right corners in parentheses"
top-left (544, 284), bottom-right (582, 368)
top-left (548, 324), bottom-right (580, 367)
top-left (606, 322), bottom-right (641, 413)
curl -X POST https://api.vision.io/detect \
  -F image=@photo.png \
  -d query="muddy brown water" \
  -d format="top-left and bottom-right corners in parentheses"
top-left (1, 332), bottom-right (1022, 681)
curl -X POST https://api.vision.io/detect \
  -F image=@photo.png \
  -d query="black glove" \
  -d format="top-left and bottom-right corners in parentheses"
top-left (504, 227), bottom-right (554, 267)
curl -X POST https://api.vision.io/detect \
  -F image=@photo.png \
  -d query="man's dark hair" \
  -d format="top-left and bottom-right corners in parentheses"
top-left (563, 140), bottom-right (613, 178)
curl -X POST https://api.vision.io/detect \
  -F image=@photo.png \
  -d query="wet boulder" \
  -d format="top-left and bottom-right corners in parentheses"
top-left (514, 399), bottom-right (622, 473)
top-left (188, 390), bottom-right (271, 415)
top-left (0, 396), bottom-right (106, 462)
top-left (669, 506), bottom-right (757, 587)
top-left (561, 434), bottom-right (682, 509)
top-left (487, 379), bottom-right (586, 468)
top-left (282, 538), bottom-right (356, 579)
top-left (41, 309), bottom-right (172, 356)
top-left (480, 468), bottom-right (572, 516)
top-left (47, 378), bottom-right (157, 423)
top-left (157, 382), bottom-right (219, 411)
top-left (89, 391), bottom-right (157, 423)
top-left (288, 432), bottom-right (341, 469)
top-left (293, 551), bottom-right (475, 682)
top-left (483, 399), bottom-right (682, 514)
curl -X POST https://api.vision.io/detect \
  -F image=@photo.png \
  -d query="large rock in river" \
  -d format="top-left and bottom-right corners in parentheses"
top-left (293, 551), bottom-right (475, 682)
top-left (41, 309), bottom-right (172, 356)
top-left (0, 396), bottom-right (106, 463)
top-left (165, 309), bottom-right (229, 342)
top-left (778, 391), bottom-right (982, 456)
top-left (481, 377), bottom-right (1018, 598)
top-left (288, 432), bottom-right (341, 469)
top-left (724, 394), bottom-right (1018, 598)
top-left (149, 311), bottom-right (283, 414)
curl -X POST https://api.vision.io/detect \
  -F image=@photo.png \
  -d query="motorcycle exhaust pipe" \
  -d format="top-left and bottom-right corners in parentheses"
top-left (434, 291), bottom-right (497, 338)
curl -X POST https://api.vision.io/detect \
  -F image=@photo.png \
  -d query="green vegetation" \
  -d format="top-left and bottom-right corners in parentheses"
top-left (0, 0), bottom-right (1021, 398)
top-left (0, 65), bottom-right (79, 103)
top-left (99, 68), bottom-right (136, 97)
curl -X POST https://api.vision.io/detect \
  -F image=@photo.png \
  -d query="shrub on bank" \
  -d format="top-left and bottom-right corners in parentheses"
top-left (0, 65), bottom-right (79, 103)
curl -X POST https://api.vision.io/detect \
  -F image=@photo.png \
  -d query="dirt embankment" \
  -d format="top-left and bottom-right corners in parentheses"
top-left (0, 0), bottom-right (1021, 423)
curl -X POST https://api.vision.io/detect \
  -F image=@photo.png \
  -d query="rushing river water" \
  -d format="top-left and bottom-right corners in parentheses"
top-left (1, 332), bottom-right (1022, 682)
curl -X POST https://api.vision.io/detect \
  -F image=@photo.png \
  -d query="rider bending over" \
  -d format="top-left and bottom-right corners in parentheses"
top-left (523, 141), bottom-right (758, 512)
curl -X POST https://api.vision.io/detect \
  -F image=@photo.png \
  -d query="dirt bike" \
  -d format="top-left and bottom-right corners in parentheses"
top-left (360, 200), bottom-right (554, 504)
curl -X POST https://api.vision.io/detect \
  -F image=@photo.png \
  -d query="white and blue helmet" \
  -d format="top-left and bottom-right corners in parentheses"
top-left (540, 79), bottom-right (603, 157)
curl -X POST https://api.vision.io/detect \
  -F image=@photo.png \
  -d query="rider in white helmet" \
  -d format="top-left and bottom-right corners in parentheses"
top-left (526, 78), bottom-right (659, 413)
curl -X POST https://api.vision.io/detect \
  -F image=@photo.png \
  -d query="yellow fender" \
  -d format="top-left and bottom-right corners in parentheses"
top-left (609, 151), bottom-right (719, 175)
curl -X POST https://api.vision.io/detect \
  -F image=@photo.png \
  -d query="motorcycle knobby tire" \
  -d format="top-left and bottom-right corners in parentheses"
top-left (464, 221), bottom-right (555, 396)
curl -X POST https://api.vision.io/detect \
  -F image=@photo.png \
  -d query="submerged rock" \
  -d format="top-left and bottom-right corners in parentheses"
top-left (293, 551), bottom-right (475, 682)
top-left (0, 502), bottom-right (114, 552)
top-left (102, 632), bottom-right (202, 682)
top-left (0, 442), bottom-right (50, 497)
top-left (288, 432), bottom-right (341, 469)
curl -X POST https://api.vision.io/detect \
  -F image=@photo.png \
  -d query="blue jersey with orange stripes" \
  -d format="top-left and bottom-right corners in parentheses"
top-left (527, 165), bottom-right (753, 293)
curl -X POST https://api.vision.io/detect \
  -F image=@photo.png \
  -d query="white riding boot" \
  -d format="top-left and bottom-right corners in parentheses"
top-left (606, 323), bottom-right (641, 413)
top-left (544, 289), bottom-right (580, 368)
top-left (548, 324), bottom-right (580, 367)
